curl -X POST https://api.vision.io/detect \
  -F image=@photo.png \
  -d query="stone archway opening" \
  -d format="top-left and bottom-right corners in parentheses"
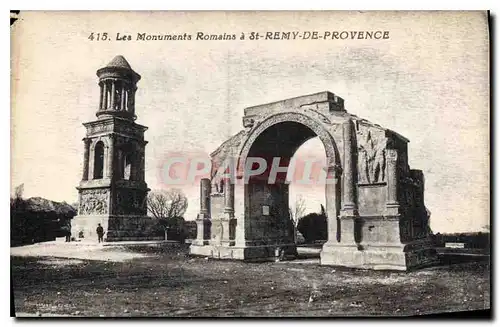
top-left (93, 141), bottom-right (105, 179)
top-left (243, 121), bottom-right (338, 259)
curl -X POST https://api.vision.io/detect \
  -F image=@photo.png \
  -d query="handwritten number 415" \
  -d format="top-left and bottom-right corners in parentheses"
top-left (88, 33), bottom-right (109, 41)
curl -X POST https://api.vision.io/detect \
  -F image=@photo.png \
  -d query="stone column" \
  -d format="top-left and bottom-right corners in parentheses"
top-left (221, 178), bottom-right (235, 245)
top-left (234, 179), bottom-right (246, 247)
top-left (129, 88), bottom-right (136, 115)
top-left (107, 135), bottom-right (115, 180)
top-left (386, 148), bottom-right (400, 216)
top-left (110, 80), bottom-right (116, 110)
top-left (98, 83), bottom-right (104, 110)
top-left (337, 120), bottom-right (357, 246)
top-left (124, 89), bottom-right (130, 111)
top-left (224, 178), bottom-right (235, 216)
top-left (341, 120), bottom-right (357, 215)
top-left (82, 138), bottom-right (91, 180)
top-left (130, 148), bottom-right (138, 181)
top-left (120, 82), bottom-right (126, 111)
top-left (194, 178), bottom-right (211, 246)
top-left (139, 145), bottom-right (146, 182)
top-left (324, 164), bottom-right (341, 243)
top-left (200, 178), bottom-right (211, 216)
top-left (103, 81), bottom-right (108, 109)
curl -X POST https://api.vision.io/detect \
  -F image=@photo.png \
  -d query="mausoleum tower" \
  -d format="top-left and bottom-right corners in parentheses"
top-left (72, 55), bottom-right (153, 242)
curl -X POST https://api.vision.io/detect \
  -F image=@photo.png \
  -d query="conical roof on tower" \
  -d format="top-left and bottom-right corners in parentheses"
top-left (106, 55), bottom-right (133, 70)
top-left (96, 55), bottom-right (141, 83)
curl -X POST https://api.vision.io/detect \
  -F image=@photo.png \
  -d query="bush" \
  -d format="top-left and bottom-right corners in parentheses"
top-left (11, 197), bottom-right (77, 246)
top-left (184, 221), bottom-right (197, 240)
top-left (431, 232), bottom-right (490, 250)
top-left (297, 212), bottom-right (327, 243)
top-left (150, 216), bottom-right (189, 243)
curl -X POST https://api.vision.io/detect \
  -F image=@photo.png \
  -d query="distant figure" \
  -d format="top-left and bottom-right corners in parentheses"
top-left (62, 221), bottom-right (71, 242)
top-left (65, 229), bottom-right (71, 242)
top-left (96, 223), bottom-right (104, 243)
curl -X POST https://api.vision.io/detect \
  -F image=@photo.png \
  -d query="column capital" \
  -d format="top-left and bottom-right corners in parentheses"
top-left (222, 210), bottom-right (235, 219)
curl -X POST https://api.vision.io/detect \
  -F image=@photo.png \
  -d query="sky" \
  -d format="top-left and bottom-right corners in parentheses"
top-left (11, 11), bottom-right (489, 232)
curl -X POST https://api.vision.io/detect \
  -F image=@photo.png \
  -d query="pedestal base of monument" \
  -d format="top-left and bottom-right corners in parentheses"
top-left (190, 243), bottom-right (298, 261)
top-left (320, 239), bottom-right (438, 271)
top-left (71, 214), bottom-right (162, 242)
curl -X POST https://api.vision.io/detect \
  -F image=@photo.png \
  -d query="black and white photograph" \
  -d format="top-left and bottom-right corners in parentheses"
top-left (10, 10), bottom-right (490, 317)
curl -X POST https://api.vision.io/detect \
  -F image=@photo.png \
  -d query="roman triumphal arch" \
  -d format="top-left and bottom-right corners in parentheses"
top-left (190, 91), bottom-right (438, 270)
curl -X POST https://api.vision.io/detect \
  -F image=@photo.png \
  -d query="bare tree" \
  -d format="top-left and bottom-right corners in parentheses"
top-left (147, 189), bottom-right (189, 241)
top-left (11, 183), bottom-right (25, 210)
top-left (14, 183), bottom-right (24, 199)
top-left (289, 195), bottom-right (306, 227)
top-left (147, 188), bottom-right (188, 220)
top-left (289, 195), bottom-right (306, 244)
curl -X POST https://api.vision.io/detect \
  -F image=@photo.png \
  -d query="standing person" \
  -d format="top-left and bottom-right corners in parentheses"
top-left (61, 221), bottom-right (71, 242)
top-left (96, 223), bottom-right (104, 243)
top-left (65, 220), bottom-right (72, 242)
top-left (65, 229), bottom-right (71, 242)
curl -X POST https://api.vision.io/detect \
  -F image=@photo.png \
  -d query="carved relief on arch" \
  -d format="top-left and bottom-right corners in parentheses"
top-left (356, 128), bottom-right (387, 184)
top-left (237, 112), bottom-right (340, 173)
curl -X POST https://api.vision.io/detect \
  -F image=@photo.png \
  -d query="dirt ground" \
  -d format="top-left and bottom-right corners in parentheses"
top-left (11, 243), bottom-right (490, 317)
